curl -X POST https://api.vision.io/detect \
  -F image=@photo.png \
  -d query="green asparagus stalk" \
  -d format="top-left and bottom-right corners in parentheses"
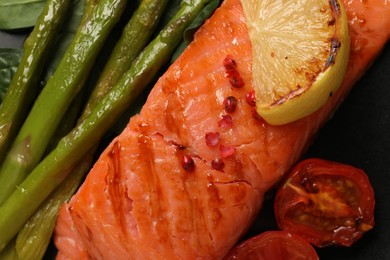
top-left (47, 96), bottom-right (85, 155)
top-left (0, 0), bottom-right (127, 205)
top-left (14, 155), bottom-right (93, 260)
top-left (0, 0), bottom-right (212, 251)
top-left (82, 0), bottom-right (168, 117)
top-left (0, 238), bottom-right (17, 260)
top-left (0, 0), bottom-right (70, 165)
top-left (12, 0), bottom-right (169, 257)
top-left (0, 100), bottom-right (86, 260)
top-left (0, 56), bottom-right (86, 260)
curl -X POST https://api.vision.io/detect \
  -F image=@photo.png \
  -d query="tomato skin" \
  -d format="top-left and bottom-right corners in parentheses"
top-left (274, 158), bottom-right (375, 247)
top-left (224, 230), bottom-right (319, 260)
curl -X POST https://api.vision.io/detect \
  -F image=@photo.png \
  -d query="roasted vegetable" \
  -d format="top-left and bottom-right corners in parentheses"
top-left (0, 0), bottom-right (213, 251)
top-left (82, 0), bottom-right (168, 117)
top-left (0, 0), bottom-right (126, 205)
top-left (0, 0), bottom-right (70, 166)
top-left (11, 0), bottom-right (169, 257)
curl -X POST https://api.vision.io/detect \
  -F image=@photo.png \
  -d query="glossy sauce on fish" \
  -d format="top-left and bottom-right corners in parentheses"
top-left (54, 0), bottom-right (390, 259)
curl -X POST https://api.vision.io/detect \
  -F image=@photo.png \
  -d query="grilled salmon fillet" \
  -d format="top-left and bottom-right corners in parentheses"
top-left (54, 0), bottom-right (390, 259)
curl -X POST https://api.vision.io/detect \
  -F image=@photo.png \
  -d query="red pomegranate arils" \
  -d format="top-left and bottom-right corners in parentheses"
top-left (182, 155), bottom-right (195, 172)
top-left (251, 107), bottom-right (263, 121)
top-left (246, 90), bottom-right (256, 106)
top-left (219, 144), bottom-right (236, 158)
top-left (223, 55), bottom-right (245, 88)
top-left (223, 55), bottom-right (237, 71)
top-left (218, 115), bottom-right (233, 128)
top-left (223, 96), bottom-right (238, 113)
top-left (211, 158), bottom-right (225, 171)
top-left (205, 132), bottom-right (220, 147)
top-left (229, 73), bottom-right (245, 88)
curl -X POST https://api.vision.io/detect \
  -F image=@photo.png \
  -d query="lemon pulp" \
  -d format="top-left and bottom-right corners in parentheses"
top-left (241, 0), bottom-right (350, 125)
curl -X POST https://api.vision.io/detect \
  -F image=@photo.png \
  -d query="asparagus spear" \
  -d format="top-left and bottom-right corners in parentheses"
top-left (14, 156), bottom-right (93, 260)
top-left (0, 0), bottom-right (127, 205)
top-left (13, 0), bottom-right (169, 257)
top-left (82, 0), bottom-right (168, 117)
top-left (0, 0), bottom-right (212, 252)
top-left (0, 238), bottom-right (17, 260)
top-left (0, 0), bottom-right (70, 165)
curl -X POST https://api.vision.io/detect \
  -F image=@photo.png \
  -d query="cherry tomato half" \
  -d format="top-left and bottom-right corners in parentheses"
top-left (224, 230), bottom-right (319, 260)
top-left (274, 158), bottom-right (375, 247)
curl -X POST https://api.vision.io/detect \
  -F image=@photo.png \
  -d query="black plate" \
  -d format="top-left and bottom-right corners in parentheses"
top-left (1, 29), bottom-right (389, 259)
top-left (248, 42), bottom-right (390, 260)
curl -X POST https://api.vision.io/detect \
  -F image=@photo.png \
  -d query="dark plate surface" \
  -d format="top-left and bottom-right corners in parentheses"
top-left (1, 29), bottom-right (389, 259)
top-left (249, 41), bottom-right (390, 259)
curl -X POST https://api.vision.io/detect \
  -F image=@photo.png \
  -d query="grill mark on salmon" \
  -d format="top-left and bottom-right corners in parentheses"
top-left (54, 0), bottom-right (390, 259)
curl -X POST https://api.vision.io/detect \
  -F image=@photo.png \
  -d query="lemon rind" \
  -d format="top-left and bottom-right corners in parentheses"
top-left (255, 0), bottom-right (351, 125)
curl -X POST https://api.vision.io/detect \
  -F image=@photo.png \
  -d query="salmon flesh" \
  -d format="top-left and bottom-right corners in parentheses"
top-left (54, 0), bottom-right (390, 259)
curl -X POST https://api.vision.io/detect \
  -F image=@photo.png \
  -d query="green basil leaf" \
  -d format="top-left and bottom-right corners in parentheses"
top-left (0, 0), bottom-right (46, 30)
top-left (0, 48), bottom-right (22, 103)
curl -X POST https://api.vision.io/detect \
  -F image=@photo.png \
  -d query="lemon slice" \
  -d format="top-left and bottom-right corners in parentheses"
top-left (241, 0), bottom-right (350, 125)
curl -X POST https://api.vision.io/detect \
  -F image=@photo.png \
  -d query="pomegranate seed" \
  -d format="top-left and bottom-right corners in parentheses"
top-left (223, 55), bottom-right (237, 71)
top-left (205, 132), bottom-right (220, 147)
top-left (182, 155), bottom-right (195, 172)
top-left (223, 96), bottom-right (238, 113)
top-left (218, 115), bottom-right (233, 128)
top-left (246, 90), bottom-right (256, 106)
top-left (223, 55), bottom-right (245, 88)
top-left (228, 73), bottom-right (245, 88)
top-left (219, 144), bottom-right (236, 158)
top-left (251, 107), bottom-right (263, 121)
top-left (211, 158), bottom-right (225, 171)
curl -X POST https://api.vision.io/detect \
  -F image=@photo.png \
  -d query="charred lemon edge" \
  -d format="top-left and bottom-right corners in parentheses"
top-left (252, 0), bottom-right (350, 126)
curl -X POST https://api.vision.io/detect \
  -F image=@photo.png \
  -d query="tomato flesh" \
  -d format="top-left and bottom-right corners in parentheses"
top-left (224, 230), bottom-right (318, 260)
top-left (274, 158), bottom-right (375, 247)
